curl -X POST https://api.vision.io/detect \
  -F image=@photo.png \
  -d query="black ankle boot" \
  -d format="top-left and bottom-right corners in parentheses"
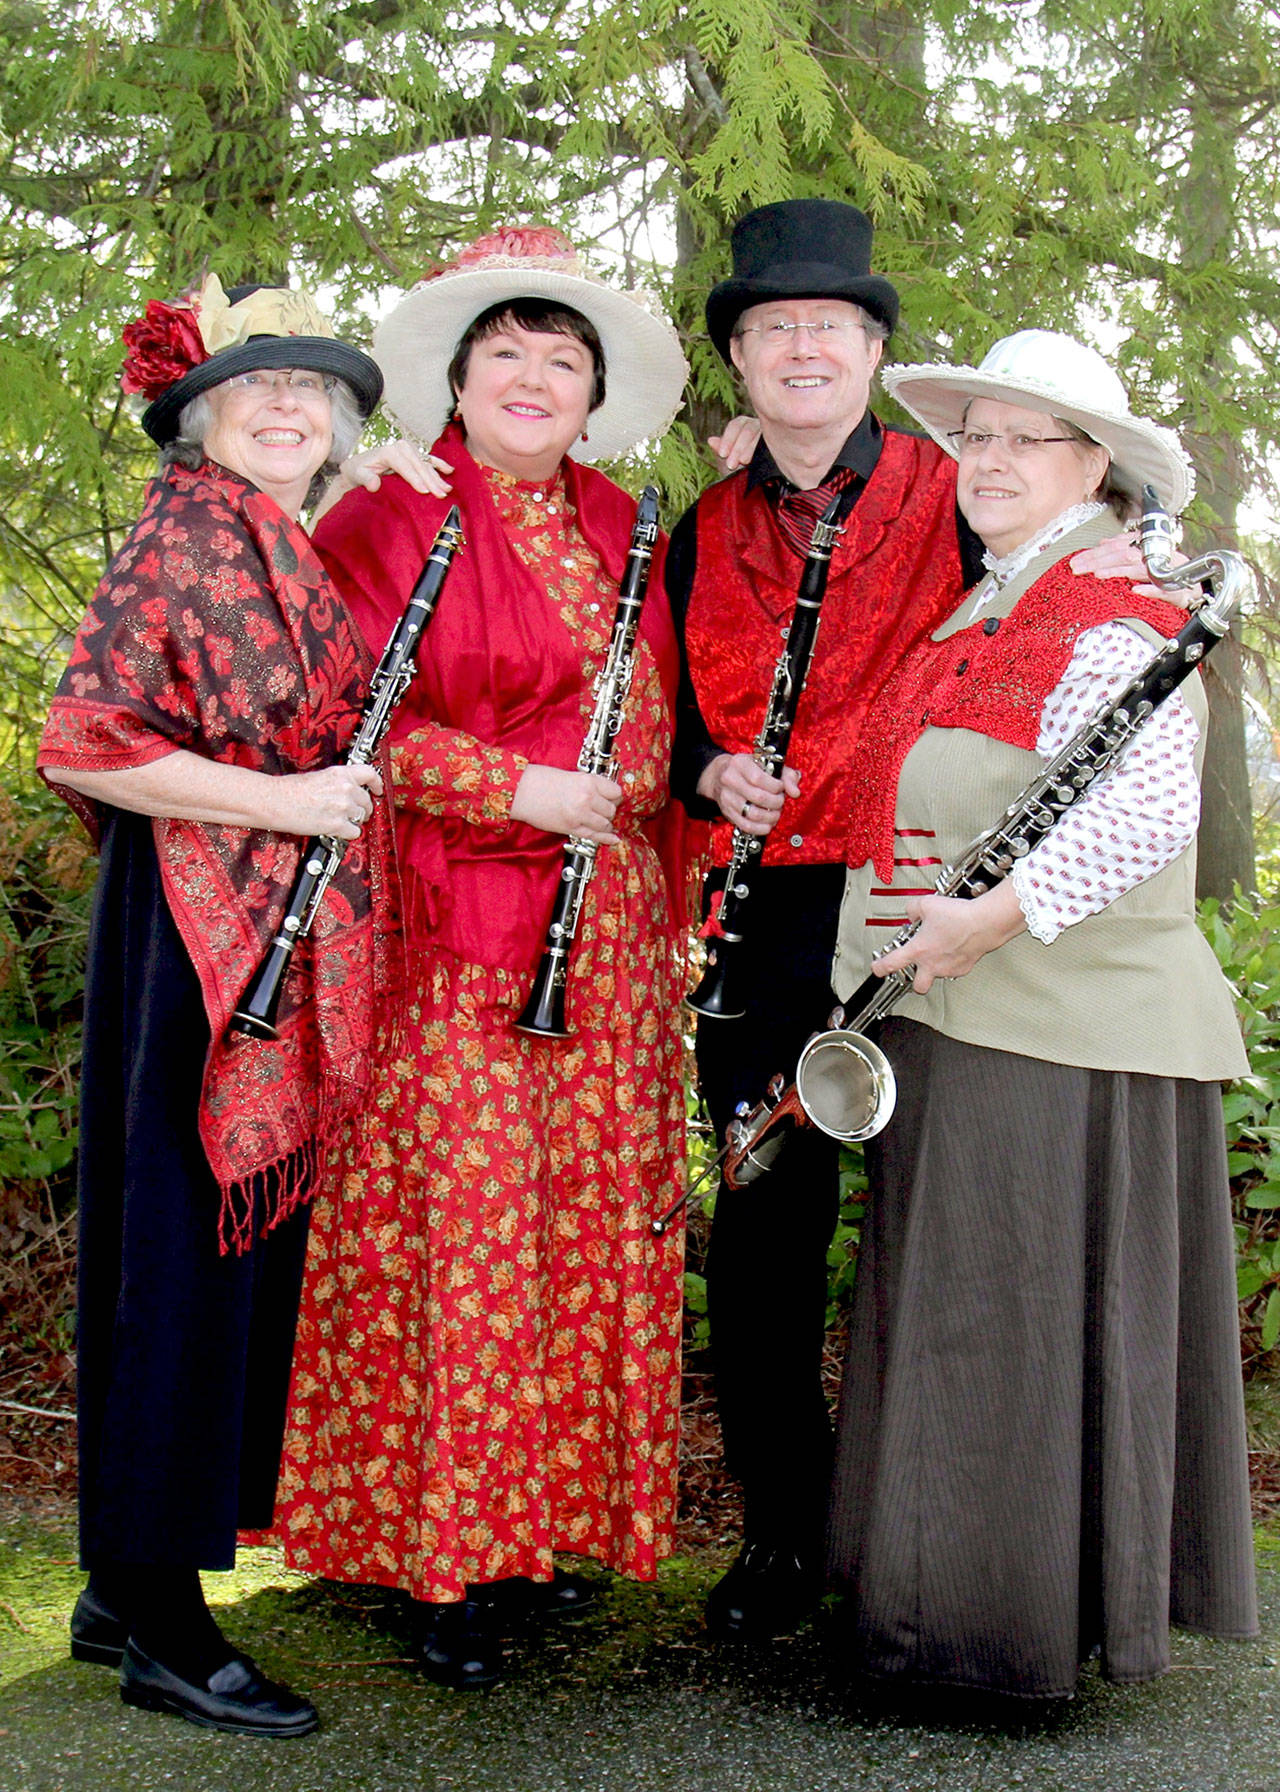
top-left (417, 1597), bottom-right (504, 1690)
top-left (70, 1577), bottom-right (130, 1668)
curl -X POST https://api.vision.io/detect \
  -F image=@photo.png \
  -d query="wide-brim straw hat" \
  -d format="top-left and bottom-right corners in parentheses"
top-left (125, 274), bottom-right (383, 446)
top-left (373, 227), bottom-right (689, 463)
top-left (881, 329), bottom-right (1195, 512)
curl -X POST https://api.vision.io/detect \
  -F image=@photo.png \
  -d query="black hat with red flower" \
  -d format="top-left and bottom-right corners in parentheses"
top-left (122, 273), bottom-right (383, 444)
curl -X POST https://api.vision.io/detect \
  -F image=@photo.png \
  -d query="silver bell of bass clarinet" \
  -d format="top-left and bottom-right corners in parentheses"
top-left (714, 486), bottom-right (1250, 1193)
top-left (686, 489), bottom-right (847, 1021)
top-left (516, 486), bottom-right (661, 1039)
top-left (230, 504), bottom-right (464, 1041)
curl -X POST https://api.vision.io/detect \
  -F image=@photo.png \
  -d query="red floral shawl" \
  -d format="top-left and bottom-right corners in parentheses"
top-left (39, 460), bottom-right (399, 1253)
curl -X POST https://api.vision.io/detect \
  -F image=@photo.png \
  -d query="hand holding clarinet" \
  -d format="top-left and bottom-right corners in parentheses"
top-left (230, 505), bottom-right (464, 1040)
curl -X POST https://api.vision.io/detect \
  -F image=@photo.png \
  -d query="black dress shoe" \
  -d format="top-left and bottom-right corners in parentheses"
top-left (471, 1569), bottom-right (597, 1622)
top-left (119, 1640), bottom-right (319, 1737)
top-left (70, 1584), bottom-right (129, 1668)
top-left (418, 1599), bottom-right (504, 1690)
top-left (705, 1543), bottom-right (820, 1639)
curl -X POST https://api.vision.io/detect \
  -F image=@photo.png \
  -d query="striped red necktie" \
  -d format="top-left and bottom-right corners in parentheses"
top-left (774, 465), bottom-right (856, 557)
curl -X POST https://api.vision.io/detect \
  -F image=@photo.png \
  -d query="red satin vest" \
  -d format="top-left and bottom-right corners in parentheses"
top-left (685, 428), bottom-right (964, 865)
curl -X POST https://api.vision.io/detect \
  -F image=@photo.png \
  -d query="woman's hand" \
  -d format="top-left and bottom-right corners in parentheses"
top-left (696, 751), bottom-right (801, 837)
top-left (311, 439), bottom-right (455, 523)
top-left (267, 763), bottom-right (383, 841)
top-left (1069, 530), bottom-right (1197, 605)
top-left (871, 883), bottom-right (1027, 994)
top-left (708, 415), bottom-right (762, 472)
top-left (510, 764), bottom-right (622, 844)
top-left (44, 751), bottom-right (382, 838)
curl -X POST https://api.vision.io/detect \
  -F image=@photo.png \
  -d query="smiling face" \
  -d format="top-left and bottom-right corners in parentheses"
top-left (955, 397), bottom-right (1111, 559)
top-left (200, 368), bottom-right (334, 516)
top-left (454, 322), bottom-right (598, 482)
top-left (729, 298), bottom-right (883, 453)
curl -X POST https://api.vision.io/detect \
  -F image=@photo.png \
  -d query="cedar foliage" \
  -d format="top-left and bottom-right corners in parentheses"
top-left (3, 1), bottom-right (1280, 1377)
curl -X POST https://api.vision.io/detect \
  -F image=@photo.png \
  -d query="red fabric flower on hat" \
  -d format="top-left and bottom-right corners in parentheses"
top-left (120, 298), bottom-right (208, 400)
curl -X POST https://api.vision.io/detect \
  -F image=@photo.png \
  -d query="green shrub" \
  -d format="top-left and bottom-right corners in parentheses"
top-left (1200, 891), bottom-right (1280, 1366)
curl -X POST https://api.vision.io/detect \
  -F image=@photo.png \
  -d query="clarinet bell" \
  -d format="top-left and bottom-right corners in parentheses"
top-left (515, 961), bottom-right (572, 1038)
top-left (794, 1027), bottom-right (897, 1143)
top-left (685, 942), bottom-right (746, 1021)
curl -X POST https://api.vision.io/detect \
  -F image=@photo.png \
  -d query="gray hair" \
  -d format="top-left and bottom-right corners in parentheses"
top-left (161, 376), bottom-right (365, 502)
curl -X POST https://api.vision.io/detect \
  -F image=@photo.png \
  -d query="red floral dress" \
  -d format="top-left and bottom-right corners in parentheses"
top-left (272, 461), bottom-right (686, 1601)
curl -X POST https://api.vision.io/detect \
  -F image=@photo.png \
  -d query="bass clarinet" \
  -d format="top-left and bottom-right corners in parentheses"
top-left (686, 490), bottom-right (848, 1020)
top-left (652, 488), bottom-right (1249, 1233)
top-left (516, 486), bottom-right (661, 1039)
top-left (230, 504), bottom-right (464, 1041)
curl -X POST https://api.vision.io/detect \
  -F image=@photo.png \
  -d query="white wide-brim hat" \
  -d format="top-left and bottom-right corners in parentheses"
top-left (373, 227), bottom-right (690, 464)
top-left (881, 329), bottom-right (1195, 513)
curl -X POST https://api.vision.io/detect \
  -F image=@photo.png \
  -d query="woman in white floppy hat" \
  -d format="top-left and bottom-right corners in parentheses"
top-left (270, 228), bottom-right (694, 1688)
top-left (823, 329), bottom-right (1256, 1696)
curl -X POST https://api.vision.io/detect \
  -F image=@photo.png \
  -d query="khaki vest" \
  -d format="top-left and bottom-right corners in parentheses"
top-left (834, 520), bottom-right (1247, 1082)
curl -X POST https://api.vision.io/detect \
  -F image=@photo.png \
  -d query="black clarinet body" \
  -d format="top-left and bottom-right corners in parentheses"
top-left (230, 505), bottom-right (464, 1041)
top-left (516, 486), bottom-right (660, 1039)
top-left (685, 490), bottom-right (846, 1021)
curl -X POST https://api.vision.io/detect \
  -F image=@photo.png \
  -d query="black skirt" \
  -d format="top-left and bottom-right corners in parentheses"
top-left (826, 1016), bottom-right (1257, 1698)
top-left (76, 810), bottom-right (310, 1570)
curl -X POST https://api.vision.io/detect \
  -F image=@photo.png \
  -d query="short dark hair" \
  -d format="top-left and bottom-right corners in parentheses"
top-left (447, 300), bottom-right (606, 412)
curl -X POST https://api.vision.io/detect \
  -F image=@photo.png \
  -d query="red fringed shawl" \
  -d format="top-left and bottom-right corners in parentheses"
top-left (844, 559), bottom-right (1189, 881)
top-left (39, 460), bottom-right (400, 1253)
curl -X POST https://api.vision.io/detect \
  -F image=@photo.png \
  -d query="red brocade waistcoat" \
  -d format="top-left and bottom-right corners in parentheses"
top-left (684, 427), bottom-right (964, 865)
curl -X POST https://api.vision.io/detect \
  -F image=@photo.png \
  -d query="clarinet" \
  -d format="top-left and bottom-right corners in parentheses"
top-left (230, 505), bottom-right (464, 1041)
top-left (685, 490), bottom-right (847, 1020)
top-left (516, 486), bottom-right (660, 1039)
top-left (651, 488), bottom-right (1249, 1232)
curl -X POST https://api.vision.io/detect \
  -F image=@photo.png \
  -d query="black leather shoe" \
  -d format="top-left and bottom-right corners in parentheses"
top-left (70, 1584), bottom-right (129, 1668)
top-left (119, 1640), bottom-right (319, 1737)
top-left (419, 1599), bottom-right (504, 1690)
top-left (705, 1543), bottom-right (820, 1639)
top-left (471, 1569), bottom-right (597, 1622)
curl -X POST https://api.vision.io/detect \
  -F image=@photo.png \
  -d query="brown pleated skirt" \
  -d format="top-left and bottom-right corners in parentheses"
top-left (826, 1017), bottom-right (1258, 1699)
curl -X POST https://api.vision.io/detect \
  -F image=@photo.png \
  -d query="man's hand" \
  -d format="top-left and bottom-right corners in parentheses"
top-left (697, 751), bottom-right (801, 835)
top-left (1069, 529), bottom-right (1197, 606)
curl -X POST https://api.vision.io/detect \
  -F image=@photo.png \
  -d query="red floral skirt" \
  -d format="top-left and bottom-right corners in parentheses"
top-left (270, 837), bottom-right (686, 1601)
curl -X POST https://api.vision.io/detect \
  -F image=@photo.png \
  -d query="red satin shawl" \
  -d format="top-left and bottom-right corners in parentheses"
top-left (313, 425), bottom-right (685, 971)
top-left (684, 428), bottom-right (964, 865)
top-left (844, 556), bottom-right (1190, 880)
top-left (38, 460), bottom-right (399, 1253)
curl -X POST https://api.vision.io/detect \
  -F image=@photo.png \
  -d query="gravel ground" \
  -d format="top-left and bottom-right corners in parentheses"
top-left (1, 1503), bottom-right (1278, 1792)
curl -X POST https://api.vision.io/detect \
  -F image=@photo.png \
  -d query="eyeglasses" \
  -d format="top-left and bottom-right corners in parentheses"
top-left (949, 429), bottom-right (1078, 458)
top-left (223, 369), bottom-right (336, 396)
top-left (734, 318), bottom-right (866, 343)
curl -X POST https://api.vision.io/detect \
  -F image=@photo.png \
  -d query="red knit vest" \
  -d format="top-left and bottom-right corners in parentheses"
top-left (685, 428), bottom-right (964, 865)
top-left (843, 559), bottom-right (1190, 880)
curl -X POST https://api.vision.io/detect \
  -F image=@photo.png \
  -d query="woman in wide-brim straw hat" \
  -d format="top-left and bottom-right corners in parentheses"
top-left (37, 274), bottom-right (398, 1737)
top-left (272, 227), bottom-right (693, 1688)
top-left (822, 327), bottom-right (1256, 1697)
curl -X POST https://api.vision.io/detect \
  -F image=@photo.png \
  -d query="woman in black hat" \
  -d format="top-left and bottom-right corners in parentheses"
top-left (38, 274), bottom-right (398, 1737)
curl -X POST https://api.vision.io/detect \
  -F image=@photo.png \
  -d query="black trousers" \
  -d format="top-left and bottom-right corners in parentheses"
top-left (695, 863), bottom-right (845, 1557)
top-left (77, 811), bottom-right (310, 1570)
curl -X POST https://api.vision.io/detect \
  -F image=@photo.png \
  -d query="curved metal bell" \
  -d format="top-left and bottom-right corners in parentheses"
top-left (795, 1028), bottom-right (897, 1143)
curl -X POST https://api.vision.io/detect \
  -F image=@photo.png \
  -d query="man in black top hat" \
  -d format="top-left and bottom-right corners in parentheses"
top-left (668, 198), bottom-right (988, 1639)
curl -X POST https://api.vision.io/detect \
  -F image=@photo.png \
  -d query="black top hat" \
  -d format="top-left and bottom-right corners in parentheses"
top-left (140, 283), bottom-right (383, 446)
top-left (705, 200), bottom-right (900, 363)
